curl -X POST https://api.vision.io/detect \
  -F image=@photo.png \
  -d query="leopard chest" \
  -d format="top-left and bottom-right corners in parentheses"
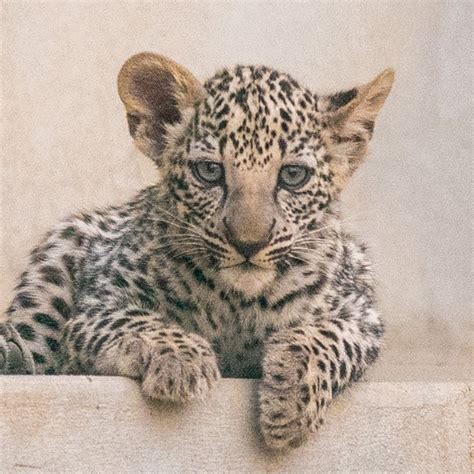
top-left (162, 294), bottom-right (272, 378)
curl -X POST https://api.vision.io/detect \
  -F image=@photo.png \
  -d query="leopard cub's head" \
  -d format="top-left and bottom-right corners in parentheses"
top-left (118, 53), bottom-right (394, 295)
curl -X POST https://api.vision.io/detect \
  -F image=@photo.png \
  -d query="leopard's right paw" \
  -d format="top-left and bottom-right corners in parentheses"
top-left (0, 322), bottom-right (35, 374)
top-left (141, 329), bottom-right (220, 403)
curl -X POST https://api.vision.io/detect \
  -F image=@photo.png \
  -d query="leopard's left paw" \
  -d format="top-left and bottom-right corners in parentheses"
top-left (259, 333), bottom-right (328, 450)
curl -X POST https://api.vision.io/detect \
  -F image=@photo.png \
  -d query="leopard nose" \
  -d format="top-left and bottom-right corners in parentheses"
top-left (230, 239), bottom-right (267, 259)
top-left (223, 217), bottom-right (272, 259)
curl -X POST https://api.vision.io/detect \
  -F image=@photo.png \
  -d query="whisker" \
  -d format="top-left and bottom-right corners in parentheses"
top-left (288, 253), bottom-right (312, 265)
top-left (157, 236), bottom-right (228, 260)
top-left (156, 233), bottom-right (204, 240)
top-left (155, 204), bottom-right (216, 239)
top-left (154, 217), bottom-right (205, 239)
top-left (154, 204), bottom-right (204, 231)
top-left (291, 246), bottom-right (318, 253)
top-left (172, 247), bottom-right (212, 261)
top-left (292, 239), bottom-right (326, 247)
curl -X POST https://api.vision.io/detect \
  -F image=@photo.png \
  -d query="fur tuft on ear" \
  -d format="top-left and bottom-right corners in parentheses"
top-left (320, 69), bottom-right (395, 190)
top-left (118, 52), bottom-right (204, 164)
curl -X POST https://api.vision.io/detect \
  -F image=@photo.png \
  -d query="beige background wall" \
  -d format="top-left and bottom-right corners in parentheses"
top-left (1, 1), bottom-right (472, 381)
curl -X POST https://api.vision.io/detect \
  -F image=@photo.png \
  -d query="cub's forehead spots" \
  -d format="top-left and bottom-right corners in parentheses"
top-left (283, 144), bottom-right (322, 166)
top-left (192, 65), bottom-right (322, 170)
top-left (189, 135), bottom-right (218, 160)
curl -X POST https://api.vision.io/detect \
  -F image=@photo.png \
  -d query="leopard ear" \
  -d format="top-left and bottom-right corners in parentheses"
top-left (319, 69), bottom-right (395, 190)
top-left (118, 52), bottom-right (204, 164)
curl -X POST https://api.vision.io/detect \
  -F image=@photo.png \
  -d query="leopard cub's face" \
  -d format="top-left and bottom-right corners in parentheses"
top-left (118, 54), bottom-right (394, 295)
top-left (167, 67), bottom-right (333, 294)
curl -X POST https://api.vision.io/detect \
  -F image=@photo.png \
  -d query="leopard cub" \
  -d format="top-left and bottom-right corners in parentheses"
top-left (1, 52), bottom-right (394, 449)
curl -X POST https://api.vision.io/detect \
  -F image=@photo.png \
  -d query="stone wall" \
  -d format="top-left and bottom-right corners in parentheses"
top-left (1, 377), bottom-right (472, 472)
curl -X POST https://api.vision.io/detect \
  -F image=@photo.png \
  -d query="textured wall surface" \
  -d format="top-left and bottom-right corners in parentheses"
top-left (1, 1), bottom-right (472, 381)
top-left (1, 377), bottom-right (473, 472)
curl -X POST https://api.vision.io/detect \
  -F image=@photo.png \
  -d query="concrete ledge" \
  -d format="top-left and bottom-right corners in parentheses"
top-left (1, 377), bottom-right (472, 472)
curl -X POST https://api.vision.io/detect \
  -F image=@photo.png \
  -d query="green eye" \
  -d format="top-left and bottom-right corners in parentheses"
top-left (278, 165), bottom-right (311, 189)
top-left (192, 161), bottom-right (224, 185)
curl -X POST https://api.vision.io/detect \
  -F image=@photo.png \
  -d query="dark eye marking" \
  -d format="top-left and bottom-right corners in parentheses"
top-left (191, 161), bottom-right (224, 186)
top-left (278, 165), bottom-right (311, 190)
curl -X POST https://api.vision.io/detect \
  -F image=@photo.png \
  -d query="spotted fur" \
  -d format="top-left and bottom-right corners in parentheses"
top-left (1, 53), bottom-right (394, 450)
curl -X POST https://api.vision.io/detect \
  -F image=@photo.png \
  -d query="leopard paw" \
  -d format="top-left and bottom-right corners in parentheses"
top-left (259, 333), bottom-right (327, 450)
top-left (140, 329), bottom-right (220, 403)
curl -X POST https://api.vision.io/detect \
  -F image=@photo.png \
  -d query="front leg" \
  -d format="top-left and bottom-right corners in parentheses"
top-left (61, 311), bottom-right (220, 402)
top-left (259, 311), bottom-right (383, 449)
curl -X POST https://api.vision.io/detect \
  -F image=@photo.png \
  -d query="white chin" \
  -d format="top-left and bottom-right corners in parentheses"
top-left (219, 266), bottom-right (275, 296)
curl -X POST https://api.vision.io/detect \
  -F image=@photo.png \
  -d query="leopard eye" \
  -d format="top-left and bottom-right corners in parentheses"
top-left (192, 161), bottom-right (224, 185)
top-left (278, 165), bottom-right (310, 190)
